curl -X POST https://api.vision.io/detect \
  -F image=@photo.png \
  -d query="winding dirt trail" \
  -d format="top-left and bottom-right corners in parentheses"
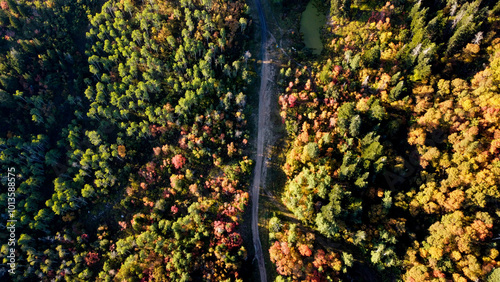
top-left (251, 0), bottom-right (271, 280)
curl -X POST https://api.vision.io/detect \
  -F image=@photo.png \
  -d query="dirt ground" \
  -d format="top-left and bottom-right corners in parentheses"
top-left (250, 10), bottom-right (273, 282)
top-left (249, 0), bottom-right (305, 281)
top-left (247, 0), bottom-right (291, 278)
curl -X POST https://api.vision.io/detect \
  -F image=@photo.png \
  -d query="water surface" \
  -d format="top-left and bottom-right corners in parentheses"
top-left (300, 1), bottom-right (326, 55)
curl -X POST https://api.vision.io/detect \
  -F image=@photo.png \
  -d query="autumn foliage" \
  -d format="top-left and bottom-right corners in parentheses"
top-left (0, 0), bottom-right (252, 280)
top-left (272, 0), bottom-right (500, 280)
top-left (171, 154), bottom-right (186, 170)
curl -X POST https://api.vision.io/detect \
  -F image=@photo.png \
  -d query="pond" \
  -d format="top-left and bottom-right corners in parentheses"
top-left (300, 0), bottom-right (327, 55)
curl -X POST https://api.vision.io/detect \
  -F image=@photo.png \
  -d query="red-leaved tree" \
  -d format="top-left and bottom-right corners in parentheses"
top-left (171, 154), bottom-right (186, 169)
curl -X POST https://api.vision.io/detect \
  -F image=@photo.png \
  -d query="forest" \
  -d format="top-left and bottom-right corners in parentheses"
top-left (271, 0), bottom-right (500, 281)
top-left (1, 0), bottom-right (500, 281)
top-left (1, 0), bottom-right (252, 280)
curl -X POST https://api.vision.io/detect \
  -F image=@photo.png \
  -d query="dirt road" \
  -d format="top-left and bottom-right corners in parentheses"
top-left (251, 0), bottom-right (271, 281)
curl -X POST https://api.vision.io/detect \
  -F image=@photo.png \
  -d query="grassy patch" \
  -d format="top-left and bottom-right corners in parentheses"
top-left (238, 190), bottom-right (258, 281)
top-left (259, 192), bottom-right (282, 280)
